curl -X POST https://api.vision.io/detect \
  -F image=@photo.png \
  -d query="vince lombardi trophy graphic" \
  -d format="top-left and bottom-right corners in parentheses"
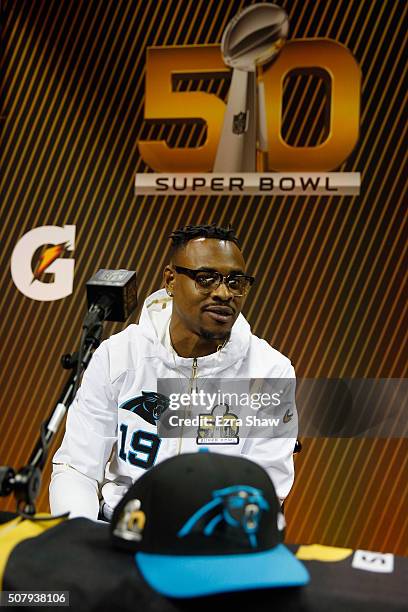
top-left (213, 3), bottom-right (289, 172)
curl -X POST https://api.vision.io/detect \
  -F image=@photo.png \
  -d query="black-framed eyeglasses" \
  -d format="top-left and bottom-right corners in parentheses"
top-left (173, 265), bottom-right (255, 297)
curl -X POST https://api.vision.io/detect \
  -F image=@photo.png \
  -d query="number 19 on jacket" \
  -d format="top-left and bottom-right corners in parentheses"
top-left (119, 424), bottom-right (161, 469)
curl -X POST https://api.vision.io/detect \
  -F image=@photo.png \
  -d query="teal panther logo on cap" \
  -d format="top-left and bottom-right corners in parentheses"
top-left (177, 485), bottom-right (269, 548)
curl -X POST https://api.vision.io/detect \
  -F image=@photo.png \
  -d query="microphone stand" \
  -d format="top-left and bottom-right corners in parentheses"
top-left (0, 322), bottom-right (103, 516)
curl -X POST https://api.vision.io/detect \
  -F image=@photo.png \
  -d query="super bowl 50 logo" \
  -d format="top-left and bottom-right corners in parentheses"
top-left (197, 404), bottom-right (240, 445)
top-left (135, 4), bottom-right (361, 196)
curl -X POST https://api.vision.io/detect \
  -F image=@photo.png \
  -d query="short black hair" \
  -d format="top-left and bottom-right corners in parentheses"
top-left (169, 224), bottom-right (240, 260)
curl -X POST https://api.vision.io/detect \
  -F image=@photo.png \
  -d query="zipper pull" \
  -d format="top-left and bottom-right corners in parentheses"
top-left (192, 357), bottom-right (198, 378)
top-left (190, 357), bottom-right (198, 393)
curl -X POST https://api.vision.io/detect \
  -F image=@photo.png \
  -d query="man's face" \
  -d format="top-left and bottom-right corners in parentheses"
top-left (165, 238), bottom-right (249, 341)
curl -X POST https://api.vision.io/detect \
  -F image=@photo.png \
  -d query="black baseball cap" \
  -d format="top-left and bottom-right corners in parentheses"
top-left (111, 452), bottom-right (309, 598)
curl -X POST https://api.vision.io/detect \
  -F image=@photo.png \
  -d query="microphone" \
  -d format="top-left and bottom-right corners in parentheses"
top-left (85, 269), bottom-right (138, 328)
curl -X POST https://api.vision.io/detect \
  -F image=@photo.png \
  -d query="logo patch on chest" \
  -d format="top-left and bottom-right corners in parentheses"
top-left (120, 391), bottom-right (169, 425)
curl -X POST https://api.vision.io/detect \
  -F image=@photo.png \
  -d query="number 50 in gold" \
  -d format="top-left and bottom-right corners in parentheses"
top-left (138, 41), bottom-right (360, 172)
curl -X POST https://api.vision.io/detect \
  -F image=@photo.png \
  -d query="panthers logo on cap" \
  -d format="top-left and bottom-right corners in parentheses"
top-left (178, 485), bottom-right (269, 548)
top-left (120, 391), bottom-right (169, 425)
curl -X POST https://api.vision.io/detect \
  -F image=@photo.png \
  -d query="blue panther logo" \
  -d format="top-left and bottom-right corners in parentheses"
top-left (178, 485), bottom-right (269, 548)
top-left (120, 391), bottom-right (169, 426)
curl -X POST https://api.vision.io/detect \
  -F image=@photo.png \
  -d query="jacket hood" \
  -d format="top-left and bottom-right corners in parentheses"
top-left (137, 288), bottom-right (251, 376)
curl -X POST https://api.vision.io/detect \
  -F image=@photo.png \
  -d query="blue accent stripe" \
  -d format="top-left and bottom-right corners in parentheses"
top-left (249, 533), bottom-right (257, 548)
top-left (223, 509), bottom-right (240, 527)
top-left (178, 498), bottom-right (221, 537)
top-left (213, 485), bottom-right (262, 496)
top-left (203, 514), bottom-right (223, 536)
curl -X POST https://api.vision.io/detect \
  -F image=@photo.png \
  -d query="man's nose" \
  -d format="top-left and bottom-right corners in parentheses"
top-left (211, 280), bottom-right (234, 300)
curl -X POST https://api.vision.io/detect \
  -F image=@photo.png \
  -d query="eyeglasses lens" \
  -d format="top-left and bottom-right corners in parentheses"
top-left (195, 272), bottom-right (250, 296)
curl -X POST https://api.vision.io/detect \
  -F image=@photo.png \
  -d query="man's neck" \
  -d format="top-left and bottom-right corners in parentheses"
top-left (169, 319), bottom-right (228, 358)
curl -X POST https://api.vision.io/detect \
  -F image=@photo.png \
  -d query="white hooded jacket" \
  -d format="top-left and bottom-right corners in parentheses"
top-left (50, 289), bottom-right (297, 520)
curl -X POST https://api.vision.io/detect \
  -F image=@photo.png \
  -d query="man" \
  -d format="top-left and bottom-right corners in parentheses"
top-left (50, 224), bottom-right (297, 520)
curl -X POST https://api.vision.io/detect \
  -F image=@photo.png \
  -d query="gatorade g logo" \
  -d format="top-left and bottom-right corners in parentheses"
top-left (11, 225), bottom-right (75, 301)
top-left (138, 40), bottom-right (360, 172)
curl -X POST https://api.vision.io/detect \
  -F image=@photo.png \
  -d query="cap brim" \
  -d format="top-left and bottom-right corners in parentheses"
top-left (135, 544), bottom-right (309, 598)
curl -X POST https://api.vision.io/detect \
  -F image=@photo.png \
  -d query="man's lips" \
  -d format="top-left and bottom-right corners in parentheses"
top-left (202, 306), bottom-right (235, 323)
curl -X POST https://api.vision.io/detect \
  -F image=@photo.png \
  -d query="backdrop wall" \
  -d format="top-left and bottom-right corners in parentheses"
top-left (0, 0), bottom-right (406, 555)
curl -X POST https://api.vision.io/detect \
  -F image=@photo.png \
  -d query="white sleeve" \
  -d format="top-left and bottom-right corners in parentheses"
top-left (240, 364), bottom-right (297, 502)
top-left (49, 341), bottom-right (117, 520)
top-left (49, 464), bottom-right (100, 519)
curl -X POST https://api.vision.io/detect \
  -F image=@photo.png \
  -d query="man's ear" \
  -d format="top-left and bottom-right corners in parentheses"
top-left (163, 265), bottom-right (175, 297)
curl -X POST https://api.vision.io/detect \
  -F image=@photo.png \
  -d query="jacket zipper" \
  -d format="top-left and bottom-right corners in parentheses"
top-left (190, 357), bottom-right (198, 393)
top-left (176, 342), bottom-right (227, 454)
top-left (178, 357), bottom-right (198, 454)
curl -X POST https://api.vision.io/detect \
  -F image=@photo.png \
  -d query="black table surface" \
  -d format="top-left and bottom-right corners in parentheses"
top-left (2, 515), bottom-right (407, 612)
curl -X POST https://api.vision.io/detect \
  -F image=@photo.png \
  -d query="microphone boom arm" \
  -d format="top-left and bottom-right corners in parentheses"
top-left (0, 268), bottom-right (137, 516)
top-left (0, 317), bottom-right (103, 515)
